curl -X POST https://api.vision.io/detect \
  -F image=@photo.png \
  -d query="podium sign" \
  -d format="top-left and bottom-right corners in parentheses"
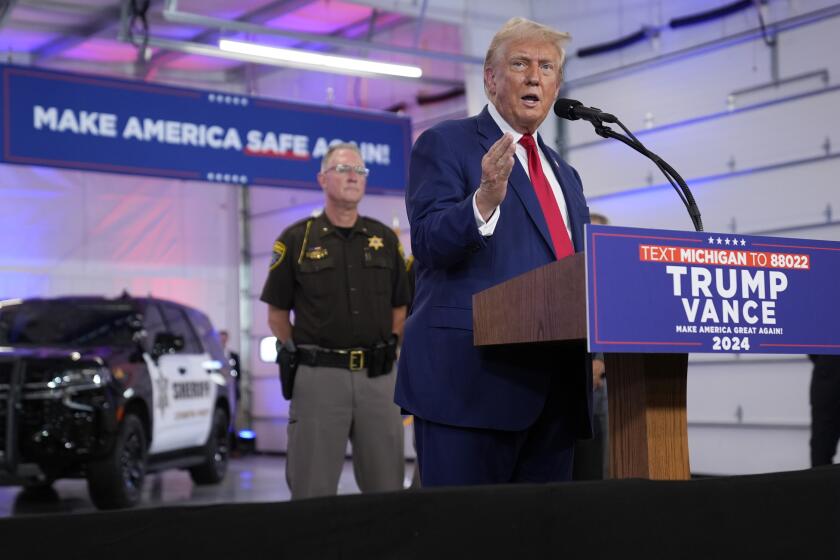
top-left (586, 225), bottom-right (840, 355)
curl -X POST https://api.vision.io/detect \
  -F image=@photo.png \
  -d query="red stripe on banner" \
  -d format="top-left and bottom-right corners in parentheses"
top-left (243, 148), bottom-right (311, 161)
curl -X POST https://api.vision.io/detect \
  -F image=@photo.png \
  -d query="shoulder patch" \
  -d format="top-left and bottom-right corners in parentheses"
top-left (269, 240), bottom-right (287, 270)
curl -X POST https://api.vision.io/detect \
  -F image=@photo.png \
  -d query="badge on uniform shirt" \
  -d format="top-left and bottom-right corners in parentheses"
top-left (368, 235), bottom-right (384, 250)
top-left (305, 246), bottom-right (329, 260)
top-left (269, 240), bottom-right (286, 270)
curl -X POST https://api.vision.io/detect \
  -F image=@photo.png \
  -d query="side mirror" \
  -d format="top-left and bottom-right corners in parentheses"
top-left (152, 332), bottom-right (185, 357)
top-left (127, 313), bottom-right (144, 331)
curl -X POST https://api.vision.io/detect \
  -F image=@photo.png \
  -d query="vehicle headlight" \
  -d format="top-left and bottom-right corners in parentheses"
top-left (48, 366), bottom-right (112, 389)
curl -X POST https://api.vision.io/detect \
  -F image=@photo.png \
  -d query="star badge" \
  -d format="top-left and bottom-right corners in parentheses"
top-left (368, 235), bottom-right (384, 250)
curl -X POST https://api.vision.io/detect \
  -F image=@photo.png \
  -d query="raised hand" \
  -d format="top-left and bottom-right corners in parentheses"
top-left (475, 133), bottom-right (516, 221)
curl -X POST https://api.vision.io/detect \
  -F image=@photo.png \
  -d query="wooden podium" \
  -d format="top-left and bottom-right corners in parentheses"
top-left (473, 253), bottom-right (690, 480)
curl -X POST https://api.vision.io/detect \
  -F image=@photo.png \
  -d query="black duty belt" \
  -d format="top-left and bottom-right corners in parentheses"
top-left (298, 347), bottom-right (371, 371)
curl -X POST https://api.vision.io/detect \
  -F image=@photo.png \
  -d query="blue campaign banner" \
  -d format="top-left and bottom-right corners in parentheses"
top-left (0, 64), bottom-right (410, 193)
top-left (586, 224), bottom-right (840, 355)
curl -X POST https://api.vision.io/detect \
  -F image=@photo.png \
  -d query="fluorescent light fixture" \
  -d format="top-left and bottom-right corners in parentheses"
top-left (219, 39), bottom-right (423, 79)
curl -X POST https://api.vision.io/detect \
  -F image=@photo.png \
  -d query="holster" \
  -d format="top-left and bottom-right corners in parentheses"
top-left (367, 334), bottom-right (398, 378)
top-left (277, 344), bottom-right (299, 400)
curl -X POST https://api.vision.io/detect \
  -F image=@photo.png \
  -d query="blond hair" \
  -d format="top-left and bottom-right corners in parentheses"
top-left (483, 17), bottom-right (571, 96)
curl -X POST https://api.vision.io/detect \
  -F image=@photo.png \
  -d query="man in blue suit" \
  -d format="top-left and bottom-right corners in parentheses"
top-left (396, 17), bottom-right (593, 486)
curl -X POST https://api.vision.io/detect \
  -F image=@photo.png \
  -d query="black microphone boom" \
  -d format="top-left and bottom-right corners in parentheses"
top-left (554, 98), bottom-right (618, 124)
top-left (555, 98), bottom-right (704, 232)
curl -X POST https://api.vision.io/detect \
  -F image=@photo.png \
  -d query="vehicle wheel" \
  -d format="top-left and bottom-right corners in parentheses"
top-left (189, 407), bottom-right (230, 485)
top-left (86, 413), bottom-right (147, 510)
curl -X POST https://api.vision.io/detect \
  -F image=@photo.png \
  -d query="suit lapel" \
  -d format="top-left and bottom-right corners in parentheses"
top-left (475, 106), bottom-right (499, 153)
top-left (476, 107), bottom-right (556, 259)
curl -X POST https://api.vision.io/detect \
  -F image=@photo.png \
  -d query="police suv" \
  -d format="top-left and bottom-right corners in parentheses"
top-left (0, 294), bottom-right (236, 509)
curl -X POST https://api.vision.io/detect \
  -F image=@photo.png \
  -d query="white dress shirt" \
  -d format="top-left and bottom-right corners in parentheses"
top-left (473, 103), bottom-right (573, 241)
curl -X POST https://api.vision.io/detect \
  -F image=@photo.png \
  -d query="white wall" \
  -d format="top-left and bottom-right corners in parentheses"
top-left (549, 0), bottom-right (840, 474)
top-left (0, 164), bottom-right (241, 335)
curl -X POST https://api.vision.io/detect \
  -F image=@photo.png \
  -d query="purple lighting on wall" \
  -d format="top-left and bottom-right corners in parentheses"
top-left (266, 1), bottom-right (374, 35)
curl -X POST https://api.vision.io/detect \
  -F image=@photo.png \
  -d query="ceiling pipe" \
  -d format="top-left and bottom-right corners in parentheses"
top-left (142, 0), bottom-right (312, 79)
top-left (0, 0), bottom-right (18, 30)
top-left (218, 38), bottom-right (423, 79)
top-left (565, 3), bottom-right (840, 90)
top-left (134, 35), bottom-right (464, 87)
top-left (161, 0), bottom-right (483, 66)
top-left (412, 0), bottom-right (429, 48)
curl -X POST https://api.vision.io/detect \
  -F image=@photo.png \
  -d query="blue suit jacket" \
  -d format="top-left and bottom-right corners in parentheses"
top-left (396, 107), bottom-right (593, 434)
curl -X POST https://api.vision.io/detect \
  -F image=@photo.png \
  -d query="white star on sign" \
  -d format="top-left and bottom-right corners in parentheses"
top-left (716, 237), bottom-right (723, 244)
top-left (708, 236), bottom-right (714, 244)
top-left (725, 238), bottom-right (731, 245)
top-left (740, 239), bottom-right (746, 246)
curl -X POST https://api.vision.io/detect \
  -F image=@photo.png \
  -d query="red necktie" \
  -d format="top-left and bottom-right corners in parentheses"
top-left (519, 134), bottom-right (574, 259)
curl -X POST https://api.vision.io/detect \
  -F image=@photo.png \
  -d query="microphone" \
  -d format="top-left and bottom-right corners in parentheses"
top-left (553, 98), bottom-right (617, 124)
top-left (555, 97), bottom-right (704, 232)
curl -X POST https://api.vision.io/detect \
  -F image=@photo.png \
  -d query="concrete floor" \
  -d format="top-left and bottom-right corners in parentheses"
top-left (0, 455), bottom-right (418, 518)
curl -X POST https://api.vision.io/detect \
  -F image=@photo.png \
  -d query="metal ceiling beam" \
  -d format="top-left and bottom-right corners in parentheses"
top-left (233, 12), bottom-right (440, 84)
top-left (162, 0), bottom-right (482, 65)
top-left (31, 4), bottom-right (121, 63)
top-left (142, 0), bottom-right (315, 77)
top-left (0, 0), bottom-right (19, 31)
top-left (333, 0), bottom-right (514, 27)
top-left (143, 35), bottom-right (462, 87)
top-left (564, 2), bottom-right (840, 90)
top-left (412, 0), bottom-right (428, 48)
top-left (17, 0), bottom-right (109, 15)
top-left (0, 19), bottom-right (76, 34)
top-left (231, 10), bottom-right (379, 84)
top-left (40, 58), bottom-right (230, 88)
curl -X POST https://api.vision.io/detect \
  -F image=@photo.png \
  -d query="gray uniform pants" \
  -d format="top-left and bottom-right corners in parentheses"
top-left (286, 363), bottom-right (405, 500)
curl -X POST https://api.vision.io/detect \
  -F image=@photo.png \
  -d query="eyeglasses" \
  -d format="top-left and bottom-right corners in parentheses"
top-left (323, 164), bottom-right (370, 177)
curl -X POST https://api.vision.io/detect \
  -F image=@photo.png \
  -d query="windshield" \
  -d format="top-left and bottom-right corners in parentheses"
top-left (0, 300), bottom-right (140, 348)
